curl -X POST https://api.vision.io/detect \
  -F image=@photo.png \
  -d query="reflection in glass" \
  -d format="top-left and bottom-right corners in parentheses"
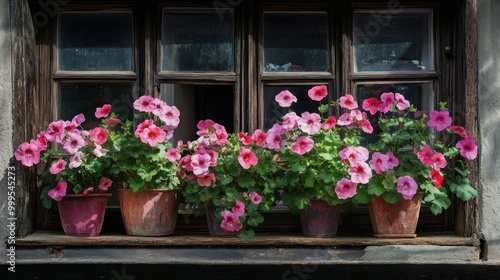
top-left (353, 10), bottom-right (433, 72)
top-left (162, 9), bottom-right (234, 72)
top-left (58, 83), bottom-right (134, 129)
top-left (264, 12), bottom-right (329, 72)
top-left (58, 12), bottom-right (134, 71)
top-left (263, 85), bottom-right (325, 130)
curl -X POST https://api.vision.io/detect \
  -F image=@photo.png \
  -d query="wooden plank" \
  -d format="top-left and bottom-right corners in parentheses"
top-left (52, 71), bottom-right (138, 80)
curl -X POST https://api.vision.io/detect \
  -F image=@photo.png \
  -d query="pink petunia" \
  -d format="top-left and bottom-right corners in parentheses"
top-left (291, 136), bottom-right (314, 155)
top-left (432, 152), bottom-right (447, 170)
top-left (362, 97), bottom-right (382, 115)
top-left (337, 113), bottom-right (353, 126)
top-left (339, 146), bottom-right (369, 166)
top-left (92, 145), bottom-right (108, 157)
top-left (275, 90), bottom-right (298, 107)
top-left (359, 119), bottom-right (374, 133)
top-left (158, 105), bottom-right (181, 128)
top-left (46, 120), bottom-right (66, 143)
top-left (98, 177), bottom-right (113, 191)
top-left (83, 187), bottom-right (94, 195)
top-left (427, 111), bottom-right (453, 131)
top-left (250, 192), bottom-right (262, 204)
top-left (282, 112), bottom-right (300, 131)
top-left (206, 150), bottom-right (219, 167)
top-left (35, 131), bottom-right (49, 151)
top-left (266, 132), bottom-right (282, 151)
top-left (378, 92), bottom-right (396, 113)
top-left (251, 129), bottom-right (267, 147)
top-left (106, 118), bottom-right (120, 125)
top-left (139, 126), bottom-right (166, 147)
top-left (396, 176), bottom-right (418, 200)
top-left (69, 151), bottom-right (83, 169)
top-left (321, 116), bottom-right (337, 130)
top-left (232, 200), bottom-right (246, 215)
top-left (416, 146), bottom-right (435, 166)
top-left (307, 85), bottom-right (328, 102)
top-left (95, 104), bottom-right (112, 118)
top-left (133, 96), bottom-right (155, 112)
top-left (196, 119), bottom-right (216, 136)
top-left (191, 152), bottom-right (212, 177)
top-left (238, 132), bottom-right (253, 145)
top-left (429, 169), bottom-right (444, 188)
top-left (49, 159), bottom-right (67, 174)
top-left (64, 121), bottom-right (79, 135)
top-left (63, 133), bottom-right (86, 155)
top-left (166, 148), bottom-right (181, 163)
top-left (348, 162), bottom-right (372, 184)
top-left (448, 126), bottom-right (468, 138)
top-left (386, 151), bottom-right (399, 169)
top-left (238, 147), bottom-right (259, 169)
top-left (134, 120), bottom-right (154, 138)
top-left (197, 173), bottom-right (216, 187)
top-left (152, 99), bottom-right (168, 116)
top-left (89, 128), bottom-right (109, 146)
top-left (456, 137), bottom-right (478, 160)
top-left (48, 182), bottom-right (67, 201)
top-left (14, 141), bottom-right (41, 167)
top-left (220, 210), bottom-right (243, 232)
top-left (72, 113), bottom-right (85, 126)
top-left (335, 178), bottom-right (358, 199)
top-left (298, 112), bottom-right (322, 135)
top-left (369, 152), bottom-right (389, 175)
top-left (179, 155), bottom-right (193, 171)
top-left (394, 93), bottom-right (410, 110)
top-left (339, 94), bottom-right (358, 110)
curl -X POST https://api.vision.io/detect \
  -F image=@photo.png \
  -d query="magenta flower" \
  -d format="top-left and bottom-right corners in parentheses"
top-left (191, 152), bottom-right (212, 176)
top-left (134, 119), bottom-right (154, 138)
top-left (238, 132), bottom-right (253, 145)
top-left (395, 93), bottom-right (410, 110)
top-left (14, 141), bottom-right (41, 167)
top-left (232, 200), bottom-right (246, 215)
top-left (282, 112), bottom-right (300, 130)
top-left (429, 169), bottom-right (444, 188)
top-left (95, 104), bottom-right (112, 118)
top-left (196, 119), bottom-right (216, 136)
top-left (139, 126), bottom-right (166, 147)
top-left (159, 105), bottom-right (181, 128)
top-left (362, 97), bottom-right (382, 115)
top-left (133, 96), bottom-right (155, 112)
top-left (89, 128), bottom-right (109, 146)
top-left (250, 192), bottom-right (263, 204)
top-left (359, 119), bottom-right (373, 133)
top-left (307, 85), bottom-right (328, 102)
top-left (179, 155), bottom-right (193, 172)
top-left (98, 177), bottom-right (113, 191)
top-left (339, 94), bottom-right (358, 110)
top-left (432, 152), bottom-right (447, 170)
top-left (46, 120), bottom-right (66, 143)
top-left (369, 152), bottom-right (389, 174)
top-left (335, 178), bottom-right (358, 199)
top-left (206, 150), bottom-right (219, 167)
top-left (378, 92), bottom-right (395, 113)
top-left (456, 137), bottom-right (478, 160)
top-left (49, 159), bottom-right (67, 174)
top-left (166, 148), bottom-right (181, 163)
top-left (386, 151), bottom-right (399, 169)
top-left (83, 187), bottom-right (94, 195)
top-left (321, 116), bottom-right (337, 130)
top-left (291, 136), bottom-right (314, 155)
top-left (69, 151), bottom-right (83, 169)
top-left (339, 146), bottom-right (369, 166)
top-left (151, 99), bottom-right (167, 116)
top-left (396, 176), bottom-right (418, 200)
top-left (197, 173), bottom-right (216, 187)
top-left (275, 90), bottom-right (298, 107)
top-left (72, 113), bottom-right (85, 126)
top-left (427, 111), bottom-right (452, 131)
top-left (62, 133), bottom-right (86, 155)
top-left (35, 132), bottom-right (49, 151)
top-left (48, 182), bottom-right (67, 201)
top-left (298, 112), bottom-right (321, 135)
top-left (348, 162), bottom-right (372, 184)
top-left (238, 147), bottom-right (259, 169)
top-left (448, 126), bottom-right (468, 138)
top-left (266, 132), bottom-right (282, 151)
top-left (251, 129), bottom-right (267, 147)
top-left (416, 146), bottom-right (435, 166)
top-left (220, 210), bottom-right (243, 232)
top-left (106, 118), bottom-right (120, 125)
top-left (92, 145), bottom-right (108, 157)
top-left (337, 113), bottom-right (353, 126)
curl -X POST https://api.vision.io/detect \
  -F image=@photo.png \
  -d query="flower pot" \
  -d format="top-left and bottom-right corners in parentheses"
top-left (299, 199), bottom-right (342, 238)
top-left (57, 193), bottom-right (111, 237)
top-left (368, 194), bottom-right (422, 238)
top-left (204, 201), bottom-right (237, 237)
top-left (117, 189), bottom-right (178, 236)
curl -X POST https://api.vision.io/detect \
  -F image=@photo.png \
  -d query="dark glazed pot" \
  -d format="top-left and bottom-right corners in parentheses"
top-left (299, 199), bottom-right (342, 238)
top-left (204, 201), bottom-right (237, 237)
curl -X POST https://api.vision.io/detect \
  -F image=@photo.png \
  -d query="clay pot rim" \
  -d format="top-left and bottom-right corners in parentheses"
top-left (63, 193), bottom-right (112, 198)
top-left (117, 189), bottom-right (177, 193)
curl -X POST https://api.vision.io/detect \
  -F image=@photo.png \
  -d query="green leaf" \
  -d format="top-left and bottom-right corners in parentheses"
top-left (318, 104), bottom-right (329, 114)
top-left (291, 162), bottom-right (306, 173)
top-left (138, 166), bottom-right (158, 182)
top-left (237, 229), bottom-right (255, 243)
top-left (40, 186), bottom-right (53, 209)
top-left (247, 212), bottom-right (264, 226)
top-left (382, 192), bottom-right (401, 204)
top-left (319, 153), bottom-right (333, 160)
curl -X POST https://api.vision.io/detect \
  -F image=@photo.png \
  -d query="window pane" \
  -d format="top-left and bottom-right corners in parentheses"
top-left (353, 10), bottom-right (433, 72)
top-left (264, 12), bottom-right (329, 72)
top-left (162, 9), bottom-right (234, 72)
top-left (58, 83), bottom-right (134, 129)
top-left (263, 85), bottom-right (323, 130)
top-left (58, 12), bottom-right (134, 71)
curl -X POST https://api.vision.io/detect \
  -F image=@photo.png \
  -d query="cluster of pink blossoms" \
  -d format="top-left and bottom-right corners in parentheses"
top-left (220, 192), bottom-right (263, 232)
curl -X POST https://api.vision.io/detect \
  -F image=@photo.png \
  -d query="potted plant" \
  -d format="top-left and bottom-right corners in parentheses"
top-left (101, 96), bottom-right (182, 236)
top-left (179, 120), bottom-right (280, 242)
top-left (14, 113), bottom-right (114, 236)
top-left (354, 92), bottom-right (478, 237)
top-left (271, 86), bottom-right (375, 237)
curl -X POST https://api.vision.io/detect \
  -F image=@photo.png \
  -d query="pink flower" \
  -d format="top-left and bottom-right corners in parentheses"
top-left (386, 151), bottom-right (399, 168)
top-left (266, 132), bottom-right (282, 151)
top-left (139, 126), bottom-right (166, 147)
top-left (251, 129), bottom-right (267, 147)
top-left (298, 112), bottom-right (321, 135)
top-left (48, 182), bottom-right (67, 201)
top-left (46, 120), bottom-right (66, 143)
top-left (69, 152), bottom-right (83, 169)
top-left (196, 119), bottom-right (215, 136)
top-left (49, 159), bottom-right (67, 174)
top-left (206, 150), bottom-right (219, 167)
top-left (64, 121), bottom-right (79, 135)
top-left (89, 128), bottom-right (108, 145)
top-left (432, 152), bottom-right (447, 170)
top-left (14, 141), bottom-right (41, 167)
top-left (134, 120), bottom-right (154, 138)
top-left (307, 85), bottom-right (328, 102)
top-left (232, 200), bottom-right (246, 215)
top-left (362, 97), bottom-right (382, 115)
top-left (98, 177), bottom-right (113, 191)
top-left (35, 132), bottom-right (49, 151)
top-left (448, 126), bottom-right (468, 138)
top-left (197, 173), bottom-right (216, 187)
top-left (335, 178), bottom-right (358, 199)
top-left (394, 93), bottom-right (410, 110)
top-left (337, 113), bottom-right (353, 126)
top-left (378, 92), bottom-right (395, 113)
top-left (238, 132), bottom-right (253, 145)
top-left (369, 152), bottom-right (389, 175)
top-left (282, 112), bottom-right (300, 130)
top-left (456, 137), bottom-right (478, 160)
top-left (292, 136), bottom-right (314, 155)
top-left (106, 118), bottom-right (120, 125)
top-left (83, 187), bottom-right (94, 195)
top-left (427, 111), bottom-right (452, 131)
top-left (275, 90), bottom-right (298, 107)
top-left (250, 192), bottom-right (262, 204)
top-left (238, 148), bottom-right (259, 169)
top-left (179, 155), bottom-right (193, 171)
top-left (166, 148), bottom-right (181, 162)
top-left (339, 146), bottom-right (369, 165)
top-left (359, 119), bottom-right (373, 133)
top-left (159, 105), bottom-right (181, 128)
top-left (72, 113), bottom-right (85, 125)
top-left (133, 96), bottom-right (155, 112)
top-left (396, 176), bottom-right (418, 200)
top-left (321, 116), bottom-right (337, 130)
top-left (220, 210), bottom-right (243, 232)
top-left (191, 152), bottom-right (212, 176)
top-left (95, 104), bottom-right (111, 118)
top-left (152, 99), bottom-right (167, 116)
top-left (429, 169), bottom-right (444, 188)
top-left (63, 133), bottom-right (86, 155)
top-left (339, 94), bottom-right (358, 110)
top-left (348, 162), bottom-right (372, 184)
top-left (416, 146), bottom-right (435, 166)
top-left (92, 145), bottom-right (108, 157)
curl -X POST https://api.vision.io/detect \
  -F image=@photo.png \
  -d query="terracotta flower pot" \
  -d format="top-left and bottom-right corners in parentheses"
top-left (57, 193), bottom-right (111, 237)
top-left (299, 199), bottom-right (342, 238)
top-left (204, 201), bottom-right (237, 237)
top-left (368, 194), bottom-right (422, 238)
top-left (118, 189), bottom-right (178, 236)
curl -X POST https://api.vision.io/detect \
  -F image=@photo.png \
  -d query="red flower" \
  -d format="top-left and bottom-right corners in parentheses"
top-left (429, 169), bottom-right (444, 188)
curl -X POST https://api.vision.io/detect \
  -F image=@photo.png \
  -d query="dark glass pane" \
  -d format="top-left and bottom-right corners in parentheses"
top-left (58, 83), bottom-right (134, 129)
top-left (264, 12), bottom-right (329, 72)
top-left (263, 85), bottom-right (324, 130)
top-left (162, 9), bottom-right (234, 72)
top-left (58, 12), bottom-right (134, 71)
top-left (353, 10), bottom-right (433, 72)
